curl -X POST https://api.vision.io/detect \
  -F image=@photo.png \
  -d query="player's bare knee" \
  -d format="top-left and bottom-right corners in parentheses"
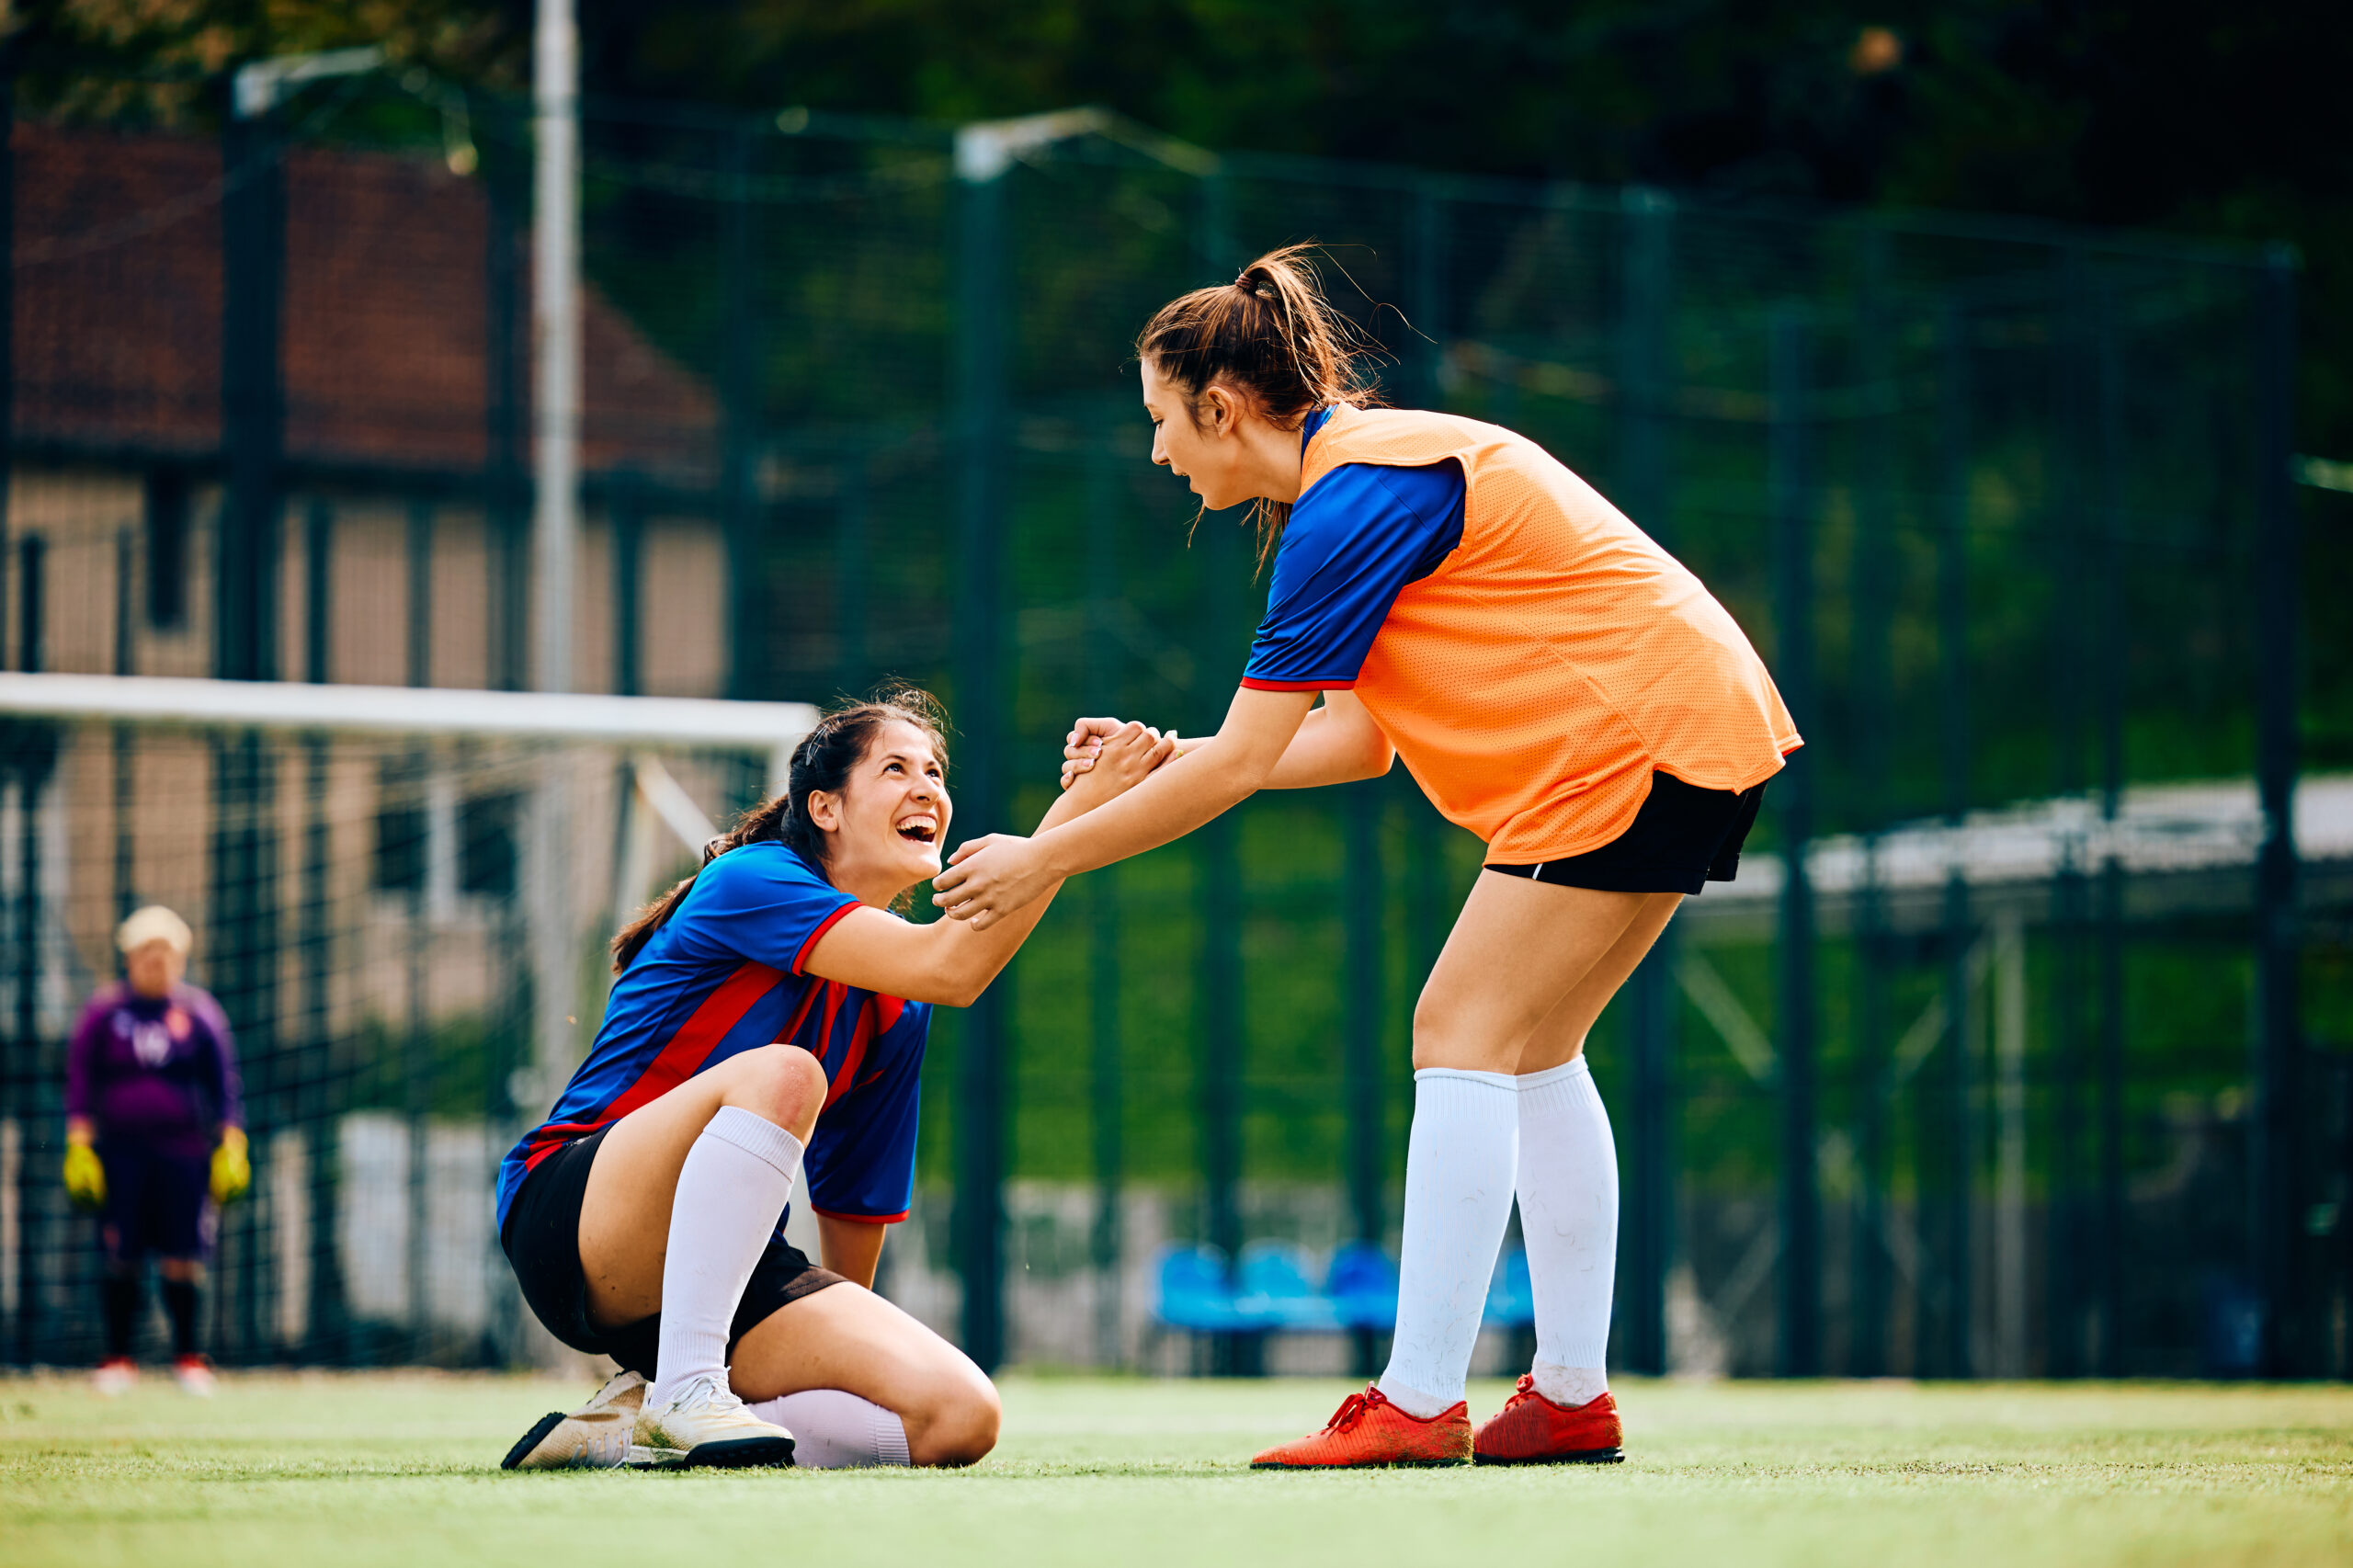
top-left (1410, 1006), bottom-right (1521, 1074)
top-left (909, 1379), bottom-right (1001, 1468)
top-left (1409, 998), bottom-right (1480, 1072)
top-left (719, 1044), bottom-right (825, 1140)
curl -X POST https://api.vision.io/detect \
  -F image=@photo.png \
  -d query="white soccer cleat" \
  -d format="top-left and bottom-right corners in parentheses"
top-left (171, 1356), bottom-right (216, 1398)
top-left (501, 1369), bottom-right (654, 1471)
top-left (92, 1357), bottom-right (137, 1397)
top-left (631, 1374), bottom-right (795, 1470)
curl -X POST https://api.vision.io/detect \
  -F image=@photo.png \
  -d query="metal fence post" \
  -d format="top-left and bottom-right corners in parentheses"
top-left (1344, 776), bottom-right (1385, 1377)
top-left (1935, 300), bottom-right (1974, 1380)
top-left (1084, 409), bottom-right (1125, 1370)
top-left (1619, 186), bottom-right (1677, 1377)
top-left (1770, 305), bottom-right (1819, 1379)
top-left (950, 131), bottom-right (1011, 1372)
top-left (296, 494), bottom-right (342, 1359)
top-left (2093, 286), bottom-right (2129, 1379)
top-left (1199, 491), bottom-right (1247, 1374)
top-left (1849, 223), bottom-right (1893, 1378)
top-left (220, 95), bottom-right (284, 683)
top-left (217, 83), bottom-right (290, 1361)
top-left (1401, 181), bottom-right (1450, 1034)
top-left (2047, 248), bottom-right (2092, 1379)
top-left (1193, 167), bottom-right (1251, 1374)
top-left (2251, 244), bottom-right (2302, 1376)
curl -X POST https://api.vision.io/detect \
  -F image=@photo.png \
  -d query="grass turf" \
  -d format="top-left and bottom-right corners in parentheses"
top-left (2, 1372), bottom-right (2348, 1567)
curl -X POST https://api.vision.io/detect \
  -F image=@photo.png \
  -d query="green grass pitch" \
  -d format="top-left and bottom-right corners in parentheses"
top-left (3, 1373), bottom-right (2348, 1567)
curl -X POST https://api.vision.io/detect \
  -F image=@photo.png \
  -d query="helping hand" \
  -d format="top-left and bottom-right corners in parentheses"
top-left (930, 834), bottom-right (1051, 931)
top-left (210, 1127), bottom-right (251, 1206)
top-left (63, 1139), bottom-right (106, 1210)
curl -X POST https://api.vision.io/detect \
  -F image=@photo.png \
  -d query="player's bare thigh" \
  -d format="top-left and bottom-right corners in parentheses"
top-left (1512, 890), bottom-right (1681, 1075)
top-left (574, 1043), bottom-right (827, 1328)
top-left (729, 1281), bottom-right (1001, 1467)
top-left (1412, 873), bottom-right (1678, 1074)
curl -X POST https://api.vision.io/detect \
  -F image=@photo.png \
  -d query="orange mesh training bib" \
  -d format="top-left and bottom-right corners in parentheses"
top-left (1301, 406), bottom-right (1801, 862)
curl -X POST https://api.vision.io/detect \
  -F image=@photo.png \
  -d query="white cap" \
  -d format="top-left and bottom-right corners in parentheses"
top-left (116, 905), bottom-right (193, 956)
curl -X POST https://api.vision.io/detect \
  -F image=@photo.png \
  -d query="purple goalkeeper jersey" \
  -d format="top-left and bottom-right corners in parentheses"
top-left (66, 982), bottom-right (242, 1160)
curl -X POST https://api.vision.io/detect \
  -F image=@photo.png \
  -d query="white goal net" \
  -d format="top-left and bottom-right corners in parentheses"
top-left (0, 672), bottom-right (813, 1369)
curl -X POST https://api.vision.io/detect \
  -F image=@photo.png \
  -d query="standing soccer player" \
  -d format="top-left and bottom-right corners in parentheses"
top-left (932, 248), bottom-right (1800, 1467)
top-left (65, 905), bottom-right (249, 1395)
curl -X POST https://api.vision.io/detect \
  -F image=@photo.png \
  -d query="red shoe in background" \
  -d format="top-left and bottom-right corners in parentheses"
top-left (91, 1356), bottom-right (137, 1396)
top-left (1250, 1384), bottom-right (1472, 1469)
top-left (1472, 1377), bottom-right (1624, 1465)
top-left (172, 1355), bottom-right (216, 1398)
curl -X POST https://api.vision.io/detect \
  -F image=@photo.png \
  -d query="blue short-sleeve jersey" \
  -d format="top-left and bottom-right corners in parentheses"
top-left (1240, 406), bottom-right (1467, 691)
top-left (494, 842), bottom-right (931, 1233)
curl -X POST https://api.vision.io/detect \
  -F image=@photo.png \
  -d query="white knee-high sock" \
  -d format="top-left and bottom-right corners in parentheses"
top-left (1516, 1055), bottom-right (1616, 1408)
top-left (646, 1106), bottom-right (805, 1408)
top-left (746, 1389), bottom-right (912, 1468)
top-left (1377, 1068), bottom-right (1520, 1418)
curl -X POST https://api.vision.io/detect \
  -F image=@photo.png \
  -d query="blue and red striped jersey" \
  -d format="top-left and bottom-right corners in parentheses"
top-left (494, 841), bottom-right (931, 1233)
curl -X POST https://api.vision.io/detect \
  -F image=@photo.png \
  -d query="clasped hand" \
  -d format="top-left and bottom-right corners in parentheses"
top-left (930, 718), bottom-right (1174, 929)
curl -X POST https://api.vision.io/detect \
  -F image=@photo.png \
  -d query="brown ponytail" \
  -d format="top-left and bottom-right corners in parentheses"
top-left (609, 686), bottom-right (950, 973)
top-left (1135, 244), bottom-right (1385, 562)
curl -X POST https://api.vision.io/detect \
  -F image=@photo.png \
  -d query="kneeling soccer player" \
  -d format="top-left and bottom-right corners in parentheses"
top-left (498, 691), bottom-right (1167, 1471)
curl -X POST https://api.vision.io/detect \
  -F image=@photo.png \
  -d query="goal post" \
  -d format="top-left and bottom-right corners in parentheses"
top-left (0, 672), bottom-right (815, 1369)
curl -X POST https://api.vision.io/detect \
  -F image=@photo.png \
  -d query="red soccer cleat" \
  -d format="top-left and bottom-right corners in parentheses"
top-left (1251, 1384), bottom-right (1472, 1470)
top-left (1472, 1377), bottom-right (1625, 1465)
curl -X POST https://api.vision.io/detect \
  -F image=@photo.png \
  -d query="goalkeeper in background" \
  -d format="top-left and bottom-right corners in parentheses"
top-left (64, 905), bottom-right (247, 1396)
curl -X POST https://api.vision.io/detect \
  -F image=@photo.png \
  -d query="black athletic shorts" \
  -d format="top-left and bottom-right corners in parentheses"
top-left (1483, 769), bottom-right (1768, 895)
top-left (498, 1123), bottom-right (845, 1378)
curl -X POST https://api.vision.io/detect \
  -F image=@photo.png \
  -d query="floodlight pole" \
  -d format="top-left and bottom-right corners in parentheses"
top-left (944, 109), bottom-right (1217, 1372)
top-left (529, 0), bottom-right (584, 1107)
top-left (532, 0), bottom-right (579, 699)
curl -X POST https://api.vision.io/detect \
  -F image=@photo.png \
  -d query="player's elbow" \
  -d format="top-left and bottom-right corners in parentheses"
top-left (932, 953), bottom-right (997, 1009)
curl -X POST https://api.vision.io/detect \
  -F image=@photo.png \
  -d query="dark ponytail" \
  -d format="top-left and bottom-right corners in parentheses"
top-left (609, 685), bottom-right (950, 973)
top-left (1135, 244), bottom-right (1385, 562)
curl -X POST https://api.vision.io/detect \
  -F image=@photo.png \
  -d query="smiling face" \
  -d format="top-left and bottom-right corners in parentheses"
top-left (803, 717), bottom-right (952, 906)
top-left (1142, 357), bottom-right (1260, 513)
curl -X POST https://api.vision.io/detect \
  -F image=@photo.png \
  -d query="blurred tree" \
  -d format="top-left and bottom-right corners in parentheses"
top-left (10, 0), bottom-right (2347, 751)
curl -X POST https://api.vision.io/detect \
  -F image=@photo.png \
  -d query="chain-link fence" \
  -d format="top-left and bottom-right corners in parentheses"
top-left (1, 77), bottom-right (2341, 1379)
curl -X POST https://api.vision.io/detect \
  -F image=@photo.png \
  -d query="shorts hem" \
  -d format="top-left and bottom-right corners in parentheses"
top-left (499, 1125), bottom-right (847, 1378)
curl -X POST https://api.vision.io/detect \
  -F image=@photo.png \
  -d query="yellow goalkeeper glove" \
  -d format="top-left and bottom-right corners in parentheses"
top-left (63, 1138), bottom-right (106, 1210)
top-left (210, 1127), bottom-right (251, 1206)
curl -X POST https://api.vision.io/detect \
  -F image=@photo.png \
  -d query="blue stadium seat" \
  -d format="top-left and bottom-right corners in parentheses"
top-left (1153, 1244), bottom-right (1251, 1333)
top-left (1483, 1246), bottom-right (1535, 1328)
top-left (1236, 1241), bottom-right (1342, 1332)
top-left (1325, 1240), bottom-right (1400, 1332)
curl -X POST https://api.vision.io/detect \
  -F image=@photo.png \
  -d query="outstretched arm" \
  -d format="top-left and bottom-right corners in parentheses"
top-left (1063, 691), bottom-right (1391, 793)
top-left (932, 686), bottom-right (1318, 930)
top-left (800, 723), bottom-right (1172, 1006)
